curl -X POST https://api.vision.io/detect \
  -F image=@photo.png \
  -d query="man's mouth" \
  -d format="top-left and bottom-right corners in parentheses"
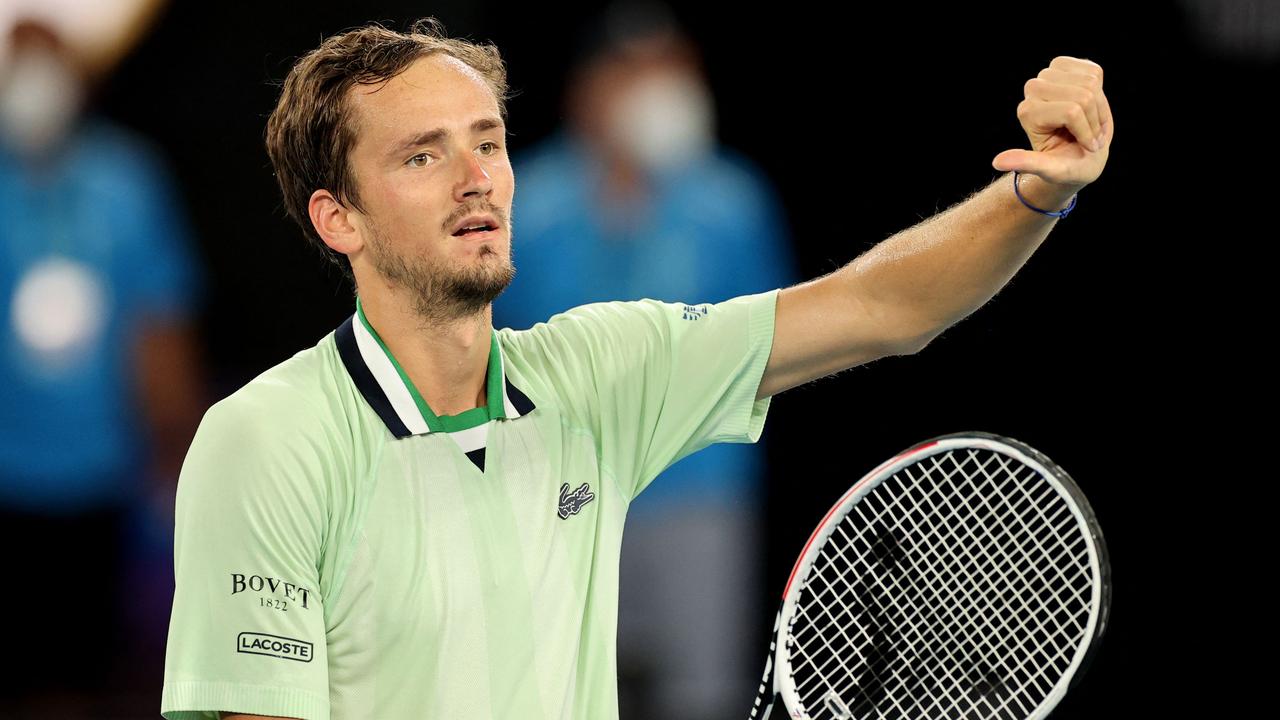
top-left (450, 212), bottom-right (501, 238)
top-left (452, 227), bottom-right (501, 246)
top-left (452, 222), bottom-right (498, 237)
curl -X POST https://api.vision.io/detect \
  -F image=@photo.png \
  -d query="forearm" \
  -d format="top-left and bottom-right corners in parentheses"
top-left (843, 171), bottom-right (1080, 347)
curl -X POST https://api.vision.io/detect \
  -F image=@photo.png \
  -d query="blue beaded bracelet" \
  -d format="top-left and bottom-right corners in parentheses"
top-left (1013, 171), bottom-right (1077, 218)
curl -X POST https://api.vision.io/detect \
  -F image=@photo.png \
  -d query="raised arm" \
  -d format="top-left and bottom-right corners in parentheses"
top-left (758, 56), bottom-right (1113, 400)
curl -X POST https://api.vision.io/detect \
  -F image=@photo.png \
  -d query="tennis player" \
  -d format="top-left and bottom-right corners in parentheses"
top-left (160, 18), bottom-right (1111, 720)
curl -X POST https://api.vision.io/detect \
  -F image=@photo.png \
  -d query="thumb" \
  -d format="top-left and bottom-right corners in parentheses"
top-left (992, 149), bottom-right (1040, 174)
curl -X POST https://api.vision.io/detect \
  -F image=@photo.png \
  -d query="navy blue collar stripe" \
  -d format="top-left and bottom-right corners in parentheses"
top-left (336, 315), bottom-right (413, 438)
top-left (505, 377), bottom-right (536, 416)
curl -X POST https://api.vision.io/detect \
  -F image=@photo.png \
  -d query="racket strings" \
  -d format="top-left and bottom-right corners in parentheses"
top-left (886, 457), bottom-right (1089, 718)
top-left (793, 456), bottom-right (1044, 715)
top-left (809, 510), bottom-right (1040, 716)
top-left (785, 448), bottom-right (1095, 719)
top-left (796, 454), bottom-right (1067, 694)
top-left (827, 454), bottom-right (1088, 719)
top-left (884, 456), bottom-right (1087, 705)
top-left (967, 455), bottom-right (1094, 717)
top-left (798, 450), bottom-right (1090, 712)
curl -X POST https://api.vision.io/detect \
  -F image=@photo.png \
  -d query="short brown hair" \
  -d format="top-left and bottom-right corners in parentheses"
top-left (265, 18), bottom-right (511, 281)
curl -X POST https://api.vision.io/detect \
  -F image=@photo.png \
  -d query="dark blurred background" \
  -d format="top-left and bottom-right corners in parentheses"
top-left (0, 0), bottom-right (1265, 717)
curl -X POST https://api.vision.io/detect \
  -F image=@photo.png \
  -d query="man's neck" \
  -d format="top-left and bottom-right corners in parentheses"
top-left (358, 290), bottom-right (493, 418)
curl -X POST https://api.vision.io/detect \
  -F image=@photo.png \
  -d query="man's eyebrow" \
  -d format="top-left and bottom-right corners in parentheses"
top-left (388, 117), bottom-right (505, 157)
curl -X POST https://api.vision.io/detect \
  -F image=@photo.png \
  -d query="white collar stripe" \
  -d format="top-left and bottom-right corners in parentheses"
top-left (496, 346), bottom-right (520, 418)
top-left (352, 314), bottom-right (430, 435)
top-left (448, 422), bottom-right (491, 454)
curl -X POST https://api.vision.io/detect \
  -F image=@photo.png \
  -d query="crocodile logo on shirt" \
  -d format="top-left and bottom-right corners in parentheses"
top-left (558, 482), bottom-right (596, 519)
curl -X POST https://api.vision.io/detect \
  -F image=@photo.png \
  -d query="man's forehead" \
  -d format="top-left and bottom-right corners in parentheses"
top-left (353, 54), bottom-right (493, 106)
top-left (348, 54), bottom-right (500, 138)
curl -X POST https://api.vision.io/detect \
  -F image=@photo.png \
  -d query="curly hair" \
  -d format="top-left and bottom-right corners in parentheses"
top-left (264, 18), bottom-right (511, 281)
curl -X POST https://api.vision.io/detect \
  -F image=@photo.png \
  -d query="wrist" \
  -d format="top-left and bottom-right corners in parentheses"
top-left (1014, 172), bottom-right (1081, 213)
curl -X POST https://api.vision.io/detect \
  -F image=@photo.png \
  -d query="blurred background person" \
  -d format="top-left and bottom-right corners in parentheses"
top-left (492, 3), bottom-right (798, 719)
top-left (0, 1), bottom-right (207, 716)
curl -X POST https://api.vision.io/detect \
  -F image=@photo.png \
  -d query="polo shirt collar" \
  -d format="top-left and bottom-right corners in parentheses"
top-left (334, 297), bottom-right (535, 439)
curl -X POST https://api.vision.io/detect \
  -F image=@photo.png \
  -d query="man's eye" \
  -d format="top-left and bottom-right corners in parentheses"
top-left (478, 142), bottom-right (500, 155)
top-left (406, 153), bottom-right (431, 167)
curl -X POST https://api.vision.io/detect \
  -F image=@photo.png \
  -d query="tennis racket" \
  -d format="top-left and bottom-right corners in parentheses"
top-left (748, 431), bottom-right (1110, 720)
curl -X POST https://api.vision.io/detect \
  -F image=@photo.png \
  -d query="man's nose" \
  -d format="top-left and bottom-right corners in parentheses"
top-left (454, 153), bottom-right (493, 201)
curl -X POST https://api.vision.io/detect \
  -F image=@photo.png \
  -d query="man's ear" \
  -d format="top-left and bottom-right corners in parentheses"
top-left (308, 189), bottom-right (363, 256)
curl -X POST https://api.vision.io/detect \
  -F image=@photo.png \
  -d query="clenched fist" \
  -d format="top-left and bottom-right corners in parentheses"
top-left (992, 56), bottom-right (1113, 189)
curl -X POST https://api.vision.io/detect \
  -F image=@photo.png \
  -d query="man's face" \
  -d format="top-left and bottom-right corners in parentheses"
top-left (345, 53), bottom-right (515, 322)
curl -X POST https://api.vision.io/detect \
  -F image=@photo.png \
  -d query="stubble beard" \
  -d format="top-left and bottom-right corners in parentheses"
top-left (365, 216), bottom-right (516, 326)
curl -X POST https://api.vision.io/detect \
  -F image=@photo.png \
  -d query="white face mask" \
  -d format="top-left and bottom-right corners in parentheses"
top-left (0, 46), bottom-right (85, 156)
top-left (606, 70), bottom-right (715, 174)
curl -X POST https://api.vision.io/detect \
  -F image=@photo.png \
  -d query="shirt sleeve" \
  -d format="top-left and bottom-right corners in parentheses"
top-left (161, 394), bottom-right (332, 720)
top-left (520, 288), bottom-right (778, 501)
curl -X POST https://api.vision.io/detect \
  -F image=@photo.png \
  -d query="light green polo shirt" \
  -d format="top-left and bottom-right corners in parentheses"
top-left (161, 288), bottom-right (778, 720)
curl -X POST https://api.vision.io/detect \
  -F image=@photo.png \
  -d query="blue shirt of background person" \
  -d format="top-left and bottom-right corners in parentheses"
top-left (0, 118), bottom-right (201, 514)
top-left (493, 130), bottom-right (797, 508)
